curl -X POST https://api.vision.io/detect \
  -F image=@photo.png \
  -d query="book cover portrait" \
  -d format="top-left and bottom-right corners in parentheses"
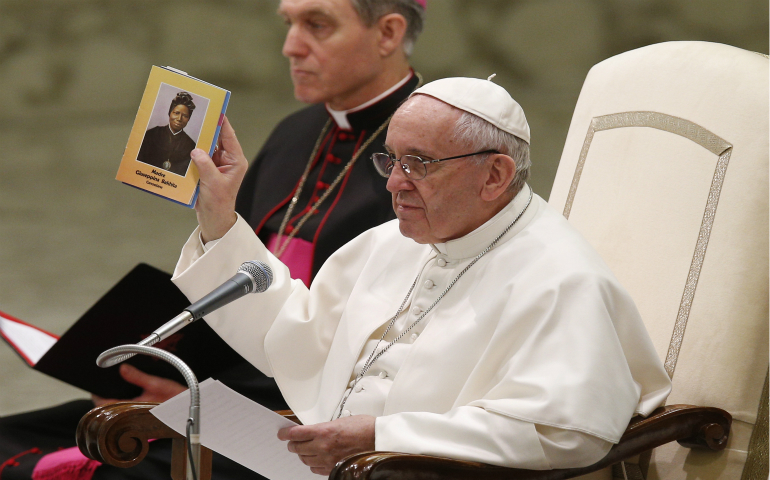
top-left (116, 66), bottom-right (230, 207)
top-left (136, 85), bottom-right (210, 177)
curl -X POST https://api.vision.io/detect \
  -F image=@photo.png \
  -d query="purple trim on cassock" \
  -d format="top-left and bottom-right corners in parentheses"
top-left (266, 233), bottom-right (313, 287)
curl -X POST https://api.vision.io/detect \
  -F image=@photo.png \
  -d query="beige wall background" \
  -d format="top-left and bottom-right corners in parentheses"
top-left (0, 0), bottom-right (767, 415)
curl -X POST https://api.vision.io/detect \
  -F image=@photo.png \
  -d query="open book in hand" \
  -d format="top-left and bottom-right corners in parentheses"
top-left (0, 264), bottom-right (246, 399)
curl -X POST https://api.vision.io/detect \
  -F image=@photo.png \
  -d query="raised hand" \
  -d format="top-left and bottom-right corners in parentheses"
top-left (191, 116), bottom-right (249, 243)
top-left (278, 415), bottom-right (376, 476)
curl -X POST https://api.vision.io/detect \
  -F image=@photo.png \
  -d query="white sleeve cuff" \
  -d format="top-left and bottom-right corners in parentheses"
top-left (200, 232), bottom-right (220, 252)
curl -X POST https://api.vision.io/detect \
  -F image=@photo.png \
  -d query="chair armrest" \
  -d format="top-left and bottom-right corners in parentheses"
top-left (76, 403), bottom-right (301, 479)
top-left (329, 404), bottom-right (731, 480)
top-left (77, 402), bottom-right (176, 468)
top-left (76, 402), bottom-right (214, 480)
top-left (275, 409), bottom-right (302, 424)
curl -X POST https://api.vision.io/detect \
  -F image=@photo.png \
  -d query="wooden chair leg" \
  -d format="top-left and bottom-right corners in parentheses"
top-left (171, 438), bottom-right (212, 480)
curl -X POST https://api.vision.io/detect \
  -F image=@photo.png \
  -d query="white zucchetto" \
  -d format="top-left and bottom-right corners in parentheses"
top-left (410, 76), bottom-right (531, 144)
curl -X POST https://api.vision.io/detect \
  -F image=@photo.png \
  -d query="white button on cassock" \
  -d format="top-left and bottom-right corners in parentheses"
top-left (378, 371), bottom-right (388, 379)
top-left (355, 384), bottom-right (364, 393)
top-left (410, 333), bottom-right (418, 342)
top-left (411, 306), bottom-right (422, 315)
top-left (341, 410), bottom-right (351, 417)
top-left (424, 279), bottom-right (435, 289)
top-left (437, 258), bottom-right (447, 267)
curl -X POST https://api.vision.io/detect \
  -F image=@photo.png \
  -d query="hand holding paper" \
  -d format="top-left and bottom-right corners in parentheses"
top-left (278, 415), bottom-right (376, 476)
top-left (151, 379), bottom-right (319, 480)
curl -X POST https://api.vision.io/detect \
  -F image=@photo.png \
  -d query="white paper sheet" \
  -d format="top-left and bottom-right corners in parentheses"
top-left (150, 378), bottom-right (318, 480)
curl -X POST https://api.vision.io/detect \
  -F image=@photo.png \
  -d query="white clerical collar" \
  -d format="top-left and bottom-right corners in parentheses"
top-left (168, 125), bottom-right (184, 136)
top-left (326, 72), bottom-right (413, 130)
top-left (432, 184), bottom-right (537, 260)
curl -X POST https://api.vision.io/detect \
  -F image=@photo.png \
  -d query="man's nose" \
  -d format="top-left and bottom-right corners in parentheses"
top-left (386, 162), bottom-right (414, 193)
top-left (282, 25), bottom-right (308, 58)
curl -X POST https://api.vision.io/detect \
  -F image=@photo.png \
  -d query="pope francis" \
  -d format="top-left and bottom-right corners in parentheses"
top-left (172, 77), bottom-right (672, 475)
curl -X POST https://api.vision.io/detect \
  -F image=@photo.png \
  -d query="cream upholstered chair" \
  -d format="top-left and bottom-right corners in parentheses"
top-left (548, 41), bottom-right (768, 479)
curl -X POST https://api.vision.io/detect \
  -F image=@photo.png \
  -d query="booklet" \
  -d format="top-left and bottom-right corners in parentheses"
top-left (116, 66), bottom-right (231, 207)
top-left (0, 264), bottom-right (246, 399)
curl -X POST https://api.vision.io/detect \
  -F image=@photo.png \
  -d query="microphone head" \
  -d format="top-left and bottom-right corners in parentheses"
top-left (238, 261), bottom-right (273, 293)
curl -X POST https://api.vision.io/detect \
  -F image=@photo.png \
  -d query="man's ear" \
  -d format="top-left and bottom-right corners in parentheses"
top-left (481, 154), bottom-right (517, 202)
top-left (376, 13), bottom-right (407, 58)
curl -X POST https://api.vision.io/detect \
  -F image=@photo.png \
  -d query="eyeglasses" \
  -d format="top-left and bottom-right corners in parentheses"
top-left (371, 150), bottom-right (498, 180)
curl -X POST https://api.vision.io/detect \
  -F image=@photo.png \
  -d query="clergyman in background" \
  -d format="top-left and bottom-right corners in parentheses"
top-left (0, 1), bottom-right (427, 479)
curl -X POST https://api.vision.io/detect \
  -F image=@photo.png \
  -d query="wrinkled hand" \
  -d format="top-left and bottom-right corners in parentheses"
top-left (91, 364), bottom-right (188, 406)
top-left (191, 116), bottom-right (249, 243)
top-left (278, 415), bottom-right (376, 476)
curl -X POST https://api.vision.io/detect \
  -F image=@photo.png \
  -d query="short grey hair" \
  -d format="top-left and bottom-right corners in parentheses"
top-left (349, 0), bottom-right (425, 56)
top-left (453, 111), bottom-right (531, 196)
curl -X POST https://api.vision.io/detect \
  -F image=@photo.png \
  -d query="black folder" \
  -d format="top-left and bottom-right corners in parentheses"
top-left (1, 264), bottom-right (246, 399)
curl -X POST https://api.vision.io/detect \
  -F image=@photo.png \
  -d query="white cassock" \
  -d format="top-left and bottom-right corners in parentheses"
top-left (172, 184), bottom-right (672, 470)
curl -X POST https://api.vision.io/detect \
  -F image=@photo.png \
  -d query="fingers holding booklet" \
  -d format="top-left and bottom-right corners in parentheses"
top-left (191, 117), bottom-right (249, 243)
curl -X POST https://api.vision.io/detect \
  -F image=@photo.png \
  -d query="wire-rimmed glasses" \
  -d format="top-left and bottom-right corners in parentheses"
top-left (371, 150), bottom-right (498, 180)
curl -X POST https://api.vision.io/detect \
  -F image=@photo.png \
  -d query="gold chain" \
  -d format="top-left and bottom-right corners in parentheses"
top-left (274, 119), bottom-right (332, 257)
top-left (273, 73), bottom-right (423, 258)
top-left (273, 117), bottom-right (389, 257)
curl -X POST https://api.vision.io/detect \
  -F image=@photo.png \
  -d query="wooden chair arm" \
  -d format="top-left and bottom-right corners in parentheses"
top-left (275, 409), bottom-right (302, 424)
top-left (76, 403), bottom-right (302, 480)
top-left (77, 403), bottom-right (729, 480)
top-left (77, 402), bottom-right (213, 480)
top-left (329, 404), bottom-right (731, 480)
top-left (76, 402), bottom-right (177, 468)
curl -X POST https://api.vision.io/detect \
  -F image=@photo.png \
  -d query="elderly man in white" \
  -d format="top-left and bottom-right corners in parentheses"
top-left (173, 77), bottom-right (672, 476)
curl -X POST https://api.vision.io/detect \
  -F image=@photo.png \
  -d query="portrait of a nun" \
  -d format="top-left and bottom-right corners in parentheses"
top-left (137, 91), bottom-right (197, 176)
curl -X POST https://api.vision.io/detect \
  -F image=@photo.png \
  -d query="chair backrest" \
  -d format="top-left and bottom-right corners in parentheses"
top-left (548, 41), bottom-right (768, 480)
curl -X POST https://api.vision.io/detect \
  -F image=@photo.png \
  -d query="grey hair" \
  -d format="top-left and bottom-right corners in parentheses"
top-left (453, 111), bottom-right (531, 196)
top-left (348, 0), bottom-right (425, 56)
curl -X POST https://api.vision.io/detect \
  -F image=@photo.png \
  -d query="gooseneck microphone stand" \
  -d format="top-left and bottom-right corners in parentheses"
top-left (94, 261), bottom-right (273, 480)
top-left (97, 345), bottom-right (201, 480)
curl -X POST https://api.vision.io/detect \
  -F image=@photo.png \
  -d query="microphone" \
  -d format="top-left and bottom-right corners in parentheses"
top-left (137, 260), bottom-right (272, 350)
top-left (186, 260), bottom-right (273, 320)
